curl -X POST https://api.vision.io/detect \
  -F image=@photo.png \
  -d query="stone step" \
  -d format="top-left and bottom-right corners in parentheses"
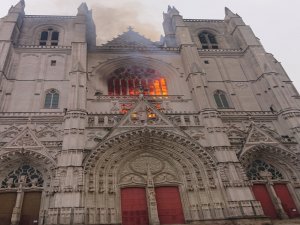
top-left (272, 218), bottom-right (300, 225)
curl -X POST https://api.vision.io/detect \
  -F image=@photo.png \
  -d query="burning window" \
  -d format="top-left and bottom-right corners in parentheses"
top-left (107, 66), bottom-right (168, 96)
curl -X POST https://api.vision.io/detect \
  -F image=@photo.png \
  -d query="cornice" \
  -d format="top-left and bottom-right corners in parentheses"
top-left (93, 46), bottom-right (180, 54)
top-left (24, 15), bottom-right (76, 19)
top-left (183, 19), bottom-right (224, 23)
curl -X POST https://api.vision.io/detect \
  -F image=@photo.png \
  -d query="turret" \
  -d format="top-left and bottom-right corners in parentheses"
top-left (0, 0), bottom-right (25, 42)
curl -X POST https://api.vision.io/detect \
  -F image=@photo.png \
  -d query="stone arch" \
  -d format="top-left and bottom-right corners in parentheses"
top-left (83, 128), bottom-right (223, 224)
top-left (31, 24), bottom-right (65, 46)
top-left (84, 128), bottom-right (217, 174)
top-left (240, 144), bottom-right (300, 219)
top-left (240, 144), bottom-right (300, 181)
top-left (0, 149), bottom-right (56, 189)
top-left (0, 151), bottom-right (56, 225)
top-left (88, 56), bottom-right (185, 96)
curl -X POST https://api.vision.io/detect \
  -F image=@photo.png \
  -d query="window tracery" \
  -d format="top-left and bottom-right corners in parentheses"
top-left (107, 66), bottom-right (168, 96)
top-left (44, 89), bottom-right (59, 109)
top-left (246, 159), bottom-right (284, 180)
top-left (199, 31), bottom-right (218, 49)
top-left (1, 165), bottom-right (44, 188)
top-left (214, 90), bottom-right (230, 108)
top-left (39, 28), bottom-right (59, 46)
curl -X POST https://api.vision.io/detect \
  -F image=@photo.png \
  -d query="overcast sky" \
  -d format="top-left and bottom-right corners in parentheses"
top-left (1, 0), bottom-right (300, 91)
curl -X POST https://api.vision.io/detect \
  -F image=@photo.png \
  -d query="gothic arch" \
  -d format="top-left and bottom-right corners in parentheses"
top-left (31, 24), bottom-right (65, 46)
top-left (84, 128), bottom-right (217, 174)
top-left (89, 56), bottom-right (185, 96)
top-left (240, 144), bottom-right (300, 181)
top-left (84, 128), bottom-right (224, 224)
top-left (91, 56), bottom-right (182, 80)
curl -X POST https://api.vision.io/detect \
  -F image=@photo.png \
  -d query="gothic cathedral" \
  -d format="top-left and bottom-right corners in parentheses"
top-left (0, 1), bottom-right (300, 225)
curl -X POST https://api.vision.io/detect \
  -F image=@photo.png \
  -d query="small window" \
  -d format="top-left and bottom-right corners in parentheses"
top-left (214, 90), bottom-right (230, 108)
top-left (44, 89), bottom-right (59, 109)
top-left (50, 60), bottom-right (56, 66)
top-left (199, 31), bottom-right (218, 49)
top-left (39, 29), bottom-right (59, 46)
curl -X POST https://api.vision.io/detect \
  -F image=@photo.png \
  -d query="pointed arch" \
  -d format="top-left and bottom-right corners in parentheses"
top-left (89, 56), bottom-right (185, 96)
top-left (83, 128), bottom-right (217, 174)
top-left (240, 144), bottom-right (300, 180)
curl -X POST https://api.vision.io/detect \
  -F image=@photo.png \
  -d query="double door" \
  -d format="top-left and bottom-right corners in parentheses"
top-left (0, 192), bottom-right (42, 225)
top-left (252, 183), bottom-right (299, 219)
top-left (121, 186), bottom-right (184, 225)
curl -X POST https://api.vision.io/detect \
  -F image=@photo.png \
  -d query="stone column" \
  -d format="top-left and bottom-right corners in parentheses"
top-left (261, 171), bottom-right (288, 219)
top-left (11, 175), bottom-right (26, 225)
top-left (146, 164), bottom-right (160, 225)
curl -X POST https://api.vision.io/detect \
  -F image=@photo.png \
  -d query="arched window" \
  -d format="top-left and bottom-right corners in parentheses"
top-left (214, 90), bottom-right (230, 108)
top-left (44, 89), bottom-right (59, 108)
top-left (246, 159), bottom-right (283, 181)
top-left (1, 165), bottom-right (44, 188)
top-left (107, 66), bottom-right (168, 96)
top-left (39, 28), bottom-right (59, 46)
top-left (199, 31), bottom-right (218, 49)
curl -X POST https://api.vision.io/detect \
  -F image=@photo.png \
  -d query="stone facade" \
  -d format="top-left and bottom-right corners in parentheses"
top-left (0, 1), bottom-right (300, 225)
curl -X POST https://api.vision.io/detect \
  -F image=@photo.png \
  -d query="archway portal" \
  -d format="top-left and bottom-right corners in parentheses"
top-left (118, 152), bottom-right (186, 225)
top-left (0, 164), bottom-right (44, 225)
top-left (247, 159), bottom-right (299, 219)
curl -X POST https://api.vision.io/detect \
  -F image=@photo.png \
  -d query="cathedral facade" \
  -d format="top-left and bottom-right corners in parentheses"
top-left (1, 1), bottom-right (300, 225)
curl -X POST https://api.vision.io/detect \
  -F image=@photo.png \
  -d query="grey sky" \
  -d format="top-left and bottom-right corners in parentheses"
top-left (1, 0), bottom-right (300, 91)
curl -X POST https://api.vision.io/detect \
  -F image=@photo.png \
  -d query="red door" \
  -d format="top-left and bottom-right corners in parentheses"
top-left (274, 184), bottom-right (299, 218)
top-left (121, 188), bottom-right (149, 225)
top-left (155, 186), bottom-right (185, 224)
top-left (0, 193), bottom-right (17, 225)
top-left (252, 184), bottom-right (278, 219)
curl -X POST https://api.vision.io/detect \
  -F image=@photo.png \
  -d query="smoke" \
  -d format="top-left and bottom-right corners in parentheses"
top-left (38, 0), bottom-right (163, 45)
top-left (90, 1), bottom-right (163, 44)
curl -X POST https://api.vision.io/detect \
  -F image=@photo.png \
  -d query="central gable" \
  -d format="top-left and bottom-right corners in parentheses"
top-left (101, 27), bottom-right (160, 48)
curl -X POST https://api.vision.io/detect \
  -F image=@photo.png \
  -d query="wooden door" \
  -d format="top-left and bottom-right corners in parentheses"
top-left (121, 188), bottom-right (149, 225)
top-left (20, 192), bottom-right (42, 225)
top-left (274, 184), bottom-right (299, 218)
top-left (155, 186), bottom-right (185, 224)
top-left (0, 192), bottom-right (17, 225)
top-left (252, 184), bottom-right (278, 219)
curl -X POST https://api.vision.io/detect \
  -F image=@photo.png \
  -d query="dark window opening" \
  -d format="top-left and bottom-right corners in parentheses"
top-left (199, 31), bottom-right (218, 49)
top-left (50, 60), bottom-right (56, 66)
top-left (40, 31), bottom-right (48, 41)
top-left (44, 89), bottom-right (59, 109)
top-left (39, 29), bottom-right (59, 46)
top-left (214, 90), bottom-right (230, 108)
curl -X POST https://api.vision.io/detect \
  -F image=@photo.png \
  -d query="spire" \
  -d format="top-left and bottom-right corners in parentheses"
top-left (9, 0), bottom-right (25, 13)
top-left (225, 7), bottom-right (239, 18)
top-left (167, 5), bottom-right (180, 16)
top-left (77, 2), bottom-right (89, 15)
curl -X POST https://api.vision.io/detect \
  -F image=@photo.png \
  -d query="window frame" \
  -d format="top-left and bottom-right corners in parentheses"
top-left (213, 90), bottom-right (231, 109)
top-left (39, 28), bottom-right (59, 46)
top-left (199, 31), bottom-right (218, 49)
top-left (44, 89), bottom-right (59, 109)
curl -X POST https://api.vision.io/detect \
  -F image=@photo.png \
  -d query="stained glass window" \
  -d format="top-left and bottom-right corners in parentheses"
top-left (1, 165), bottom-right (44, 188)
top-left (107, 66), bottom-right (168, 96)
top-left (246, 159), bottom-right (284, 180)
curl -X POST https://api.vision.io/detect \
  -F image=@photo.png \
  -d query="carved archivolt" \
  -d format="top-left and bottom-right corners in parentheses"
top-left (84, 128), bottom-right (217, 175)
top-left (240, 144), bottom-right (300, 182)
top-left (119, 153), bottom-right (178, 187)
